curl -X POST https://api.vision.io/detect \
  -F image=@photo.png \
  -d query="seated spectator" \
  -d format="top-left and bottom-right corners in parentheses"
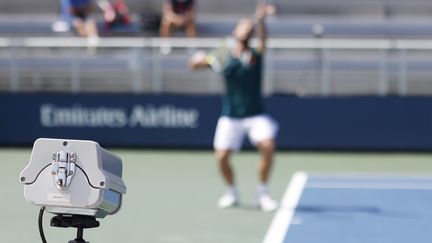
top-left (69, 0), bottom-right (99, 38)
top-left (97, 0), bottom-right (131, 30)
top-left (160, 0), bottom-right (197, 37)
top-left (52, 0), bottom-right (73, 32)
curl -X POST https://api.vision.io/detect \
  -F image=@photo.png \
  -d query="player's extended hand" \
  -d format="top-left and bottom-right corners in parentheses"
top-left (189, 50), bottom-right (209, 70)
top-left (256, 0), bottom-right (267, 20)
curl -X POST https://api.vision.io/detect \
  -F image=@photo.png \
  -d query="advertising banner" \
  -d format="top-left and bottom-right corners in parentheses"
top-left (1, 93), bottom-right (432, 150)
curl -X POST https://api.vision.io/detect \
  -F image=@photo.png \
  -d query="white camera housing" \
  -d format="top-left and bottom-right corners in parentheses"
top-left (20, 138), bottom-right (127, 218)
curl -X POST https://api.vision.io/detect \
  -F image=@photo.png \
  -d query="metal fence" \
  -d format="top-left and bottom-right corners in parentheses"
top-left (1, 37), bottom-right (432, 96)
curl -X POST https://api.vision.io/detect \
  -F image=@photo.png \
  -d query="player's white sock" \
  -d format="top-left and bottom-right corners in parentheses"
top-left (228, 185), bottom-right (237, 195)
top-left (257, 183), bottom-right (268, 196)
top-left (217, 185), bottom-right (239, 208)
top-left (256, 183), bottom-right (278, 212)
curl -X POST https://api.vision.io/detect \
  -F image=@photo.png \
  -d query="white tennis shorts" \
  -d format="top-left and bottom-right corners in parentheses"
top-left (214, 114), bottom-right (279, 151)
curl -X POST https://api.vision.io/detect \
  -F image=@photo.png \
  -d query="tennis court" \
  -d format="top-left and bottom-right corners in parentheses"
top-left (264, 172), bottom-right (432, 243)
top-left (2, 148), bottom-right (432, 243)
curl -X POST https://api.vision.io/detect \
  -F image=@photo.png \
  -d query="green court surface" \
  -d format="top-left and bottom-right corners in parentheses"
top-left (2, 148), bottom-right (432, 243)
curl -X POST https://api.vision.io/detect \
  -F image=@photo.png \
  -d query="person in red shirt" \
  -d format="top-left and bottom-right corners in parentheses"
top-left (160, 0), bottom-right (197, 37)
top-left (98, 0), bottom-right (131, 29)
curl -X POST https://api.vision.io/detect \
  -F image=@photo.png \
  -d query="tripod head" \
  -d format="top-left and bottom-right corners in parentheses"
top-left (50, 214), bottom-right (100, 243)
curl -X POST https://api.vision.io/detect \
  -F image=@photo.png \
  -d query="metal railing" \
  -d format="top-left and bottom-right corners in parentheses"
top-left (1, 37), bottom-right (432, 96)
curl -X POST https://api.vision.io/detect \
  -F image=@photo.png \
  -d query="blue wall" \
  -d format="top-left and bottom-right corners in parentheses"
top-left (1, 93), bottom-right (432, 150)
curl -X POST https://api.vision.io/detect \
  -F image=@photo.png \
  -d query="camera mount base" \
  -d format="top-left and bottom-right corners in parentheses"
top-left (50, 214), bottom-right (100, 243)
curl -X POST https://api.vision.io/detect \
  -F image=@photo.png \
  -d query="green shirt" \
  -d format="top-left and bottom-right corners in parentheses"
top-left (221, 49), bottom-right (265, 118)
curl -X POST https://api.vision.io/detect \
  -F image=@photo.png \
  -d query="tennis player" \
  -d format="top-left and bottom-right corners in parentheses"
top-left (189, 1), bottom-right (278, 211)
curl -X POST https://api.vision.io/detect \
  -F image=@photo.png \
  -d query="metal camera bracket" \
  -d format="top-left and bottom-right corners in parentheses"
top-left (51, 151), bottom-right (77, 190)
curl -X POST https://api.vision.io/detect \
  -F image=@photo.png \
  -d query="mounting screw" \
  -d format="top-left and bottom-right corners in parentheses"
top-left (69, 153), bottom-right (76, 162)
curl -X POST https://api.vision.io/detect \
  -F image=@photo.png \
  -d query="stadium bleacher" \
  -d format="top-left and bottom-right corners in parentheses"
top-left (1, 0), bottom-right (432, 38)
top-left (1, 0), bottom-right (432, 96)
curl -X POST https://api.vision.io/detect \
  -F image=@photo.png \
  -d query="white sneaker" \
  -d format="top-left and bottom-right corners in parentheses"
top-left (258, 194), bottom-right (278, 212)
top-left (160, 42), bottom-right (172, 55)
top-left (217, 192), bottom-right (239, 209)
top-left (51, 21), bottom-right (70, 32)
top-left (86, 36), bottom-right (99, 55)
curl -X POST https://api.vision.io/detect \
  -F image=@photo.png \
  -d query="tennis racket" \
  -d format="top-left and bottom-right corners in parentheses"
top-left (206, 39), bottom-right (232, 72)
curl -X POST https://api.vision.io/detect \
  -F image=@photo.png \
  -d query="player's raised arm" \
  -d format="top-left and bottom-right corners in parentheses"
top-left (256, 0), bottom-right (267, 54)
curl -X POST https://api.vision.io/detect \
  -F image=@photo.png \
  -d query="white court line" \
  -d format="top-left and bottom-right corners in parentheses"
top-left (306, 182), bottom-right (432, 190)
top-left (262, 171), bottom-right (308, 243)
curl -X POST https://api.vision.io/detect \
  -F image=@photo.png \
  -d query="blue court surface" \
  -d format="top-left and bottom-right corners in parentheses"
top-left (263, 172), bottom-right (432, 243)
